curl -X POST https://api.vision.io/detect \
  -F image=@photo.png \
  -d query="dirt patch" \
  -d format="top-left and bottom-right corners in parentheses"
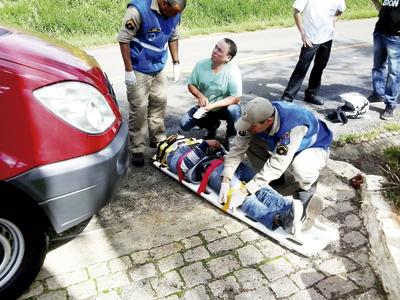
top-left (331, 132), bottom-right (400, 213)
top-left (331, 132), bottom-right (400, 176)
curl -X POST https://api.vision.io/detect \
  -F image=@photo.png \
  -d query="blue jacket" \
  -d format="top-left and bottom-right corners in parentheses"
top-left (258, 101), bottom-right (332, 154)
top-left (128, 0), bottom-right (181, 74)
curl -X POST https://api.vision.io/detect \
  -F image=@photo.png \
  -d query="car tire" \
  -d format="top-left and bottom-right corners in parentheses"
top-left (0, 205), bottom-right (48, 299)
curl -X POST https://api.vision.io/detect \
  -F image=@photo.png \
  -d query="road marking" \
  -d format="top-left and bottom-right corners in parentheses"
top-left (109, 42), bottom-right (371, 83)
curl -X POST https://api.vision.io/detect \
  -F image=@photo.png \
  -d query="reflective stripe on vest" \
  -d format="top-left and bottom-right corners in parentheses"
top-left (131, 37), bottom-right (168, 52)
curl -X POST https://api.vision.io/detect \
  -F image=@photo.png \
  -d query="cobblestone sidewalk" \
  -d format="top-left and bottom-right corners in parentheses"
top-left (19, 165), bottom-right (387, 300)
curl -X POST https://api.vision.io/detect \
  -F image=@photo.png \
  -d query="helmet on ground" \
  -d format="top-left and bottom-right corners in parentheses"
top-left (339, 92), bottom-right (369, 119)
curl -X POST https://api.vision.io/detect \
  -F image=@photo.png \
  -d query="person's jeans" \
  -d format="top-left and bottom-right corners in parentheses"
top-left (180, 104), bottom-right (241, 137)
top-left (241, 189), bottom-right (292, 230)
top-left (372, 32), bottom-right (400, 108)
top-left (207, 162), bottom-right (290, 230)
top-left (282, 40), bottom-right (332, 100)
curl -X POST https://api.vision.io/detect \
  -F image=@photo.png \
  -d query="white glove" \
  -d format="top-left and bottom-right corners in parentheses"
top-left (125, 71), bottom-right (137, 87)
top-left (218, 182), bottom-right (229, 204)
top-left (229, 188), bottom-right (247, 212)
top-left (172, 63), bottom-right (181, 82)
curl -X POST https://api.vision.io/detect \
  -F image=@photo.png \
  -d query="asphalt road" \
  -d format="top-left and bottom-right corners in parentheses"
top-left (87, 17), bottom-right (395, 139)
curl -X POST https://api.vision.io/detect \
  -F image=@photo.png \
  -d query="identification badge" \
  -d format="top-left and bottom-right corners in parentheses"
top-left (125, 19), bottom-right (135, 30)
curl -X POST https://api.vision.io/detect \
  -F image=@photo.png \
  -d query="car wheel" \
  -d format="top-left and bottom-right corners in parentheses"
top-left (0, 207), bottom-right (47, 299)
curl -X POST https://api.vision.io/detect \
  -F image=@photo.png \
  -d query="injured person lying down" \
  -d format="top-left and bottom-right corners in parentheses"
top-left (154, 135), bottom-right (322, 237)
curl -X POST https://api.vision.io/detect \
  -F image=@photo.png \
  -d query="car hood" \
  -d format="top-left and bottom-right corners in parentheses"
top-left (0, 26), bottom-right (100, 79)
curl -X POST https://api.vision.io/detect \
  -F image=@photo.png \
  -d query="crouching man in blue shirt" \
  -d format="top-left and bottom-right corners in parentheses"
top-left (220, 97), bottom-right (331, 229)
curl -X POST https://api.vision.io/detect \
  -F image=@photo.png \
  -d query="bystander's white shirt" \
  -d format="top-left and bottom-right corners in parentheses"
top-left (293, 0), bottom-right (346, 44)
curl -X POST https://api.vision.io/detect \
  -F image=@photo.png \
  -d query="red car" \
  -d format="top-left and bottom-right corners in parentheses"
top-left (0, 25), bottom-right (129, 298)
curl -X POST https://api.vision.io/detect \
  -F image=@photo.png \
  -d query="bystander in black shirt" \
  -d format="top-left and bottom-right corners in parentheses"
top-left (375, 0), bottom-right (400, 36)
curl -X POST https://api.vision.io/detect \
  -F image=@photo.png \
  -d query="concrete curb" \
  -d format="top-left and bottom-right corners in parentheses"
top-left (361, 175), bottom-right (400, 300)
top-left (327, 158), bottom-right (400, 299)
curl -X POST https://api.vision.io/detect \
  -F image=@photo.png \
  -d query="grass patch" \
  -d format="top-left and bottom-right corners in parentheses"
top-left (1, 0), bottom-right (378, 48)
top-left (380, 146), bottom-right (400, 209)
top-left (334, 123), bottom-right (400, 147)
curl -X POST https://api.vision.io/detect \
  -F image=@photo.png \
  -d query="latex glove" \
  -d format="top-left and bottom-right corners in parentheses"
top-left (218, 182), bottom-right (229, 204)
top-left (172, 63), bottom-right (181, 82)
top-left (229, 188), bottom-right (247, 212)
top-left (125, 71), bottom-right (137, 87)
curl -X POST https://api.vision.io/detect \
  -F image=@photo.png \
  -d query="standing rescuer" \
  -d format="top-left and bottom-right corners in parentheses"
top-left (219, 97), bottom-right (332, 223)
top-left (118, 0), bottom-right (187, 167)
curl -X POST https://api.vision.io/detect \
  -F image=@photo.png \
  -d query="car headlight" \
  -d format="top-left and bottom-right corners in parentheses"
top-left (33, 81), bottom-right (116, 134)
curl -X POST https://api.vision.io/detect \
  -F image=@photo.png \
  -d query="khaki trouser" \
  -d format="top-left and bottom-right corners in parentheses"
top-left (246, 136), bottom-right (329, 191)
top-left (127, 70), bottom-right (167, 154)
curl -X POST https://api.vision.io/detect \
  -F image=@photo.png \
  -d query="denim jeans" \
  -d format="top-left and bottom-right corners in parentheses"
top-left (207, 162), bottom-right (291, 230)
top-left (282, 40), bottom-right (332, 100)
top-left (372, 32), bottom-right (400, 108)
top-left (241, 189), bottom-right (293, 230)
top-left (180, 104), bottom-right (241, 138)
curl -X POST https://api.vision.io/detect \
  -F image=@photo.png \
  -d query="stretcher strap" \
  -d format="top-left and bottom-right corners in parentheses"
top-left (222, 183), bottom-right (244, 212)
top-left (222, 188), bottom-right (233, 212)
top-left (177, 150), bottom-right (191, 183)
top-left (156, 135), bottom-right (180, 162)
top-left (197, 158), bottom-right (224, 195)
top-left (157, 137), bottom-right (199, 165)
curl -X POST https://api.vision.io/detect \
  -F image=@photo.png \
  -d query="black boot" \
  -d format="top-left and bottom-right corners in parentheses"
top-left (131, 153), bottom-right (144, 167)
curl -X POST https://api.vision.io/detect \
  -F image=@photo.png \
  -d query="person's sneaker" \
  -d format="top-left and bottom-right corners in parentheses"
top-left (301, 194), bottom-right (324, 231)
top-left (367, 94), bottom-right (384, 103)
top-left (280, 95), bottom-right (293, 102)
top-left (131, 153), bottom-right (144, 167)
top-left (381, 105), bottom-right (395, 120)
top-left (281, 200), bottom-right (303, 236)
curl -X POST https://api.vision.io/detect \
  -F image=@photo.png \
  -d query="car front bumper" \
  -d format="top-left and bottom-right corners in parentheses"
top-left (7, 122), bottom-right (130, 233)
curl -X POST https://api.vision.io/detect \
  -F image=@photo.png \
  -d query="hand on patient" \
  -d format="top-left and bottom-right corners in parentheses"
top-left (218, 182), bottom-right (229, 204)
top-left (229, 184), bottom-right (248, 212)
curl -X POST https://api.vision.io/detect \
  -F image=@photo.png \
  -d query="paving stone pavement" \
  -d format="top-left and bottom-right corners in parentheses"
top-left (19, 165), bottom-right (387, 300)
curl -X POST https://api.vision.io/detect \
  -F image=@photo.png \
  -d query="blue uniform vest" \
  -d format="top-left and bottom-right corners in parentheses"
top-left (128, 0), bottom-right (181, 74)
top-left (258, 101), bottom-right (332, 154)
